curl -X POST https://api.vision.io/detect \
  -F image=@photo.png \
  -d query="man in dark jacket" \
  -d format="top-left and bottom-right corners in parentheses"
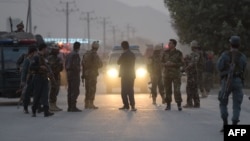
top-left (117, 41), bottom-right (137, 111)
top-left (65, 42), bottom-right (81, 112)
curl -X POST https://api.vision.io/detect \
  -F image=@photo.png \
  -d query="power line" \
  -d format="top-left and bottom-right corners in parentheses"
top-left (99, 17), bottom-right (111, 54)
top-left (80, 11), bottom-right (96, 49)
top-left (56, 1), bottom-right (79, 44)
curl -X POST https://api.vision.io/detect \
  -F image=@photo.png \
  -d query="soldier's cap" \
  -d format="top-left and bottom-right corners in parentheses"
top-left (229, 36), bottom-right (240, 46)
top-left (92, 41), bottom-right (99, 49)
top-left (190, 40), bottom-right (199, 48)
top-left (154, 44), bottom-right (162, 50)
top-left (16, 21), bottom-right (24, 28)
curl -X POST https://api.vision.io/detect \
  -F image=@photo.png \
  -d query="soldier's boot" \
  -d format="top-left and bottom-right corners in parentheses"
top-left (67, 99), bottom-right (72, 112)
top-left (84, 100), bottom-right (90, 109)
top-left (32, 107), bottom-right (36, 117)
top-left (152, 97), bottom-right (156, 105)
top-left (193, 103), bottom-right (200, 108)
top-left (44, 106), bottom-right (54, 117)
top-left (177, 103), bottom-right (182, 111)
top-left (49, 103), bottom-right (62, 112)
top-left (232, 120), bottom-right (240, 125)
top-left (37, 105), bottom-right (44, 113)
top-left (165, 103), bottom-right (171, 111)
top-left (23, 105), bottom-right (29, 114)
top-left (54, 104), bottom-right (62, 111)
top-left (89, 100), bottom-right (98, 109)
top-left (160, 94), bottom-right (166, 104)
top-left (183, 103), bottom-right (193, 108)
top-left (70, 102), bottom-right (82, 112)
top-left (220, 119), bottom-right (228, 132)
top-left (201, 91), bottom-right (207, 98)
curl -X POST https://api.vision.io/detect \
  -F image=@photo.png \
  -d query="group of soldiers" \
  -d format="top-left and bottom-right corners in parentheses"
top-left (18, 38), bottom-right (103, 116)
top-left (147, 39), bottom-right (214, 110)
top-left (147, 36), bottom-right (247, 132)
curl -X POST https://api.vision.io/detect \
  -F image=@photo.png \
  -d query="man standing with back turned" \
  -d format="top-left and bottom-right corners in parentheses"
top-left (118, 41), bottom-right (137, 111)
top-left (217, 36), bottom-right (247, 132)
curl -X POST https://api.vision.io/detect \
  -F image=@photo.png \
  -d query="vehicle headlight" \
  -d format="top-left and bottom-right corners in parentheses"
top-left (136, 68), bottom-right (147, 78)
top-left (107, 68), bottom-right (118, 78)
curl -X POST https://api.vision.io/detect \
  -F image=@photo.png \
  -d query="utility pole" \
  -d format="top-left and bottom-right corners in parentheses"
top-left (80, 11), bottom-right (95, 49)
top-left (131, 27), bottom-right (136, 38)
top-left (99, 17), bottom-right (110, 54)
top-left (111, 25), bottom-right (119, 46)
top-left (57, 1), bottom-right (78, 44)
top-left (28, 0), bottom-right (32, 33)
top-left (126, 24), bottom-right (134, 41)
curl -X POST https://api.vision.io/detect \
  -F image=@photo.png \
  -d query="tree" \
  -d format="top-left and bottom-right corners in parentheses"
top-left (164, 0), bottom-right (250, 55)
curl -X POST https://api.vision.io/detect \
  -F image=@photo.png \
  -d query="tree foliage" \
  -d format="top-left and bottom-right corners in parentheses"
top-left (164, 0), bottom-right (250, 55)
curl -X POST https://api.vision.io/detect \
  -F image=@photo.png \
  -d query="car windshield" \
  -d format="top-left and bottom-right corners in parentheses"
top-left (1, 47), bottom-right (28, 69)
top-left (109, 53), bottom-right (145, 65)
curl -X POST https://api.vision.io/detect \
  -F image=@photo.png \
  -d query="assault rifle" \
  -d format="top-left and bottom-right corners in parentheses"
top-left (45, 63), bottom-right (56, 83)
top-left (219, 51), bottom-right (236, 100)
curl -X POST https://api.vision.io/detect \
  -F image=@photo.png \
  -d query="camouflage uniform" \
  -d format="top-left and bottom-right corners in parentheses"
top-left (161, 48), bottom-right (183, 110)
top-left (48, 49), bottom-right (63, 111)
top-left (82, 42), bottom-right (103, 109)
top-left (65, 49), bottom-right (81, 112)
top-left (183, 52), bottom-right (200, 108)
top-left (148, 48), bottom-right (165, 104)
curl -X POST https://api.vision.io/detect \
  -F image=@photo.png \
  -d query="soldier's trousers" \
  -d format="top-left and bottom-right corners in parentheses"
top-left (186, 73), bottom-right (200, 106)
top-left (32, 75), bottom-right (49, 112)
top-left (67, 74), bottom-right (80, 108)
top-left (85, 76), bottom-right (97, 101)
top-left (49, 78), bottom-right (60, 103)
top-left (23, 77), bottom-right (33, 110)
top-left (151, 76), bottom-right (165, 99)
top-left (202, 72), bottom-right (213, 93)
top-left (164, 75), bottom-right (182, 104)
top-left (197, 71), bottom-right (205, 93)
top-left (121, 77), bottom-right (135, 108)
top-left (218, 77), bottom-right (244, 122)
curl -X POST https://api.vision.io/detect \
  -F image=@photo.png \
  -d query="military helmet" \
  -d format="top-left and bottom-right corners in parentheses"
top-left (16, 21), bottom-right (24, 28)
top-left (229, 36), bottom-right (240, 46)
top-left (92, 41), bottom-right (99, 49)
top-left (190, 40), bottom-right (199, 48)
top-left (154, 44), bottom-right (162, 50)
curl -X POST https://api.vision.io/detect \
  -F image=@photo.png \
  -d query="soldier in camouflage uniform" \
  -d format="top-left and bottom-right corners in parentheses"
top-left (81, 41), bottom-right (103, 109)
top-left (161, 39), bottom-right (183, 111)
top-left (30, 43), bottom-right (54, 117)
top-left (15, 21), bottom-right (25, 32)
top-left (48, 45), bottom-right (63, 111)
top-left (183, 40), bottom-right (201, 108)
top-left (196, 45), bottom-right (207, 98)
top-left (65, 42), bottom-right (82, 112)
top-left (147, 44), bottom-right (165, 105)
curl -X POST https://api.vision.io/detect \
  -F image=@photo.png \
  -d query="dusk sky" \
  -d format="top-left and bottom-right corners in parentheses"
top-left (0, 0), bottom-right (176, 45)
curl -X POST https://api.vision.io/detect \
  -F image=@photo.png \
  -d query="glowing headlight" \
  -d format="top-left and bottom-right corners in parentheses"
top-left (136, 68), bottom-right (147, 78)
top-left (107, 68), bottom-right (118, 77)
